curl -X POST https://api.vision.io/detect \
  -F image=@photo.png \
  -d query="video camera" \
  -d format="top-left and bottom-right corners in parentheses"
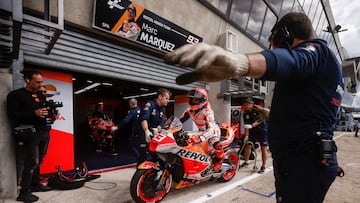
top-left (43, 99), bottom-right (63, 124)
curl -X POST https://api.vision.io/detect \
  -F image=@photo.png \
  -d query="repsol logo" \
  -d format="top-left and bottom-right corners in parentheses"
top-left (176, 149), bottom-right (210, 162)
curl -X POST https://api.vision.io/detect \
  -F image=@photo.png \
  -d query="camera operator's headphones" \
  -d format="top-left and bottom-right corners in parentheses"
top-left (271, 24), bottom-right (294, 48)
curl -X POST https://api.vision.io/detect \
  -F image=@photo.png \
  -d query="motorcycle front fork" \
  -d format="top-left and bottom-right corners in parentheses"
top-left (159, 168), bottom-right (170, 183)
top-left (154, 166), bottom-right (170, 190)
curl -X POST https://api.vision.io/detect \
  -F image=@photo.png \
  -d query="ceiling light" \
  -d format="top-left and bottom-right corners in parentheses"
top-left (102, 82), bottom-right (113, 86)
top-left (123, 92), bottom-right (157, 99)
top-left (140, 88), bottom-right (149, 91)
top-left (86, 80), bottom-right (93, 83)
top-left (74, 82), bottom-right (101, 94)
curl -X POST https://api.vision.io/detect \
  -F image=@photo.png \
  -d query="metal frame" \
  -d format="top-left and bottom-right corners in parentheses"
top-left (0, 0), bottom-right (64, 69)
top-left (21, 0), bottom-right (64, 56)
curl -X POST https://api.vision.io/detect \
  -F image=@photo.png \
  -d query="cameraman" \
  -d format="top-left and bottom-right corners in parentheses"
top-left (7, 70), bottom-right (49, 202)
top-left (30, 85), bottom-right (53, 193)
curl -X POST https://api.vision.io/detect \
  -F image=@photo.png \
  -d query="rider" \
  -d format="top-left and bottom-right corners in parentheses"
top-left (118, 5), bottom-right (141, 40)
top-left (179, 87), bottom-right (224, 171)
top-left (88, 102), bottom-right (106, 153)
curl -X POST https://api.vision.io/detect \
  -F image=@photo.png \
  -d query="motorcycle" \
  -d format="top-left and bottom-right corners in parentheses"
top-left (130, 117), bottom-right (239, 203)
top-left (88, 116), bottom-right (118, 155)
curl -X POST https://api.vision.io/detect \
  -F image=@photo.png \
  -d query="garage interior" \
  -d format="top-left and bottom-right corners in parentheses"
top-left (72, 72), bottom-right (187, 170)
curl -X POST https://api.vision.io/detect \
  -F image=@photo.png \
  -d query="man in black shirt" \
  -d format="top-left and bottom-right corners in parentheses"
top-left (30, 85), bottom-right (53, 192)
top-left (7, 70), bottom-right (49, 202)
top-left (240, 98), bottom-right (269, 173)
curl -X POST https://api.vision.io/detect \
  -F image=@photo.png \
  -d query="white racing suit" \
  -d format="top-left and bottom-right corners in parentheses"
top-left (179, 102), bottom-right (224, 171)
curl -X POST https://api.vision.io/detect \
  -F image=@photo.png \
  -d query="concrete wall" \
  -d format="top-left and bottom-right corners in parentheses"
top-left (0, 72), bottom-right (17, 198)
top-left (208, 82), bottom-right (231, 124)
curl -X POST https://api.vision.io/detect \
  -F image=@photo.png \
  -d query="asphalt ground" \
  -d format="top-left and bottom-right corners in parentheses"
top-left (2, 131), bottom-right (360, 203)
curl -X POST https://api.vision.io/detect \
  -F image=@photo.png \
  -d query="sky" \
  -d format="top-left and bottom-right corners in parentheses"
top-left (329, 0), bottom-right (360, 107)
top-left (329, 0), bottom-right (360, 59)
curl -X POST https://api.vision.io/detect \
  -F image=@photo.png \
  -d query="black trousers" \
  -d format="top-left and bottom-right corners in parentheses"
top-left (16, 137), bottom-right (39, 194)
top-left (273, 150), bottom-right (338, 203)
top-left (31, 128), bottom-right (50, 185)
top-left (129, 134), bottom-right (148, 165)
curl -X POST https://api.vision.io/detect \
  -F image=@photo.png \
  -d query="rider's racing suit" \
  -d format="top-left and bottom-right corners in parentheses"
top-left (179, 102), bottom-right (224, 171)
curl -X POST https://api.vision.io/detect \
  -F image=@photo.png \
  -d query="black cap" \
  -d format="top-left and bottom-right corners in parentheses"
top-left (243, 97), bottom-right (254, 104)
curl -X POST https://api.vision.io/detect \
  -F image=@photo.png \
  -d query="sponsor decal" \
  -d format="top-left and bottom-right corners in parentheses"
top-left (176, 149), bottom-right (210, 162)
top-left (331, 97), bottom-right (341, 106)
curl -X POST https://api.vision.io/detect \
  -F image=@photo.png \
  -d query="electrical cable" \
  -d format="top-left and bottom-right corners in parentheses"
top-left (83, 181), bottom-right (118, 190)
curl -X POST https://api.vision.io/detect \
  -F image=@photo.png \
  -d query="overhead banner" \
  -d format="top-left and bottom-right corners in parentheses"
top-left (93, 0), bottom-right (202, 52)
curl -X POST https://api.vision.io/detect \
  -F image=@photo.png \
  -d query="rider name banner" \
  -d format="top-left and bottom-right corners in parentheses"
top-left (93, 0), bottom-right (202, 52)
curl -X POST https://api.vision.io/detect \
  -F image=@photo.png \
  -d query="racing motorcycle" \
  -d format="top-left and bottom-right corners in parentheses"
top-left (88, 116), bottom-right (118, 155)
top-left (130, 117), bottom-right (239, 203)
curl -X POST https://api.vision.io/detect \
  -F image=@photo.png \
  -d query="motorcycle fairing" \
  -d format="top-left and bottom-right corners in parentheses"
top-left (149, 131), bottom-right (178, 152)
top-left (137, 161), bottom-right (160, 170)
top-left (176, 147), bottom-right (211, 176)
top-left (150, 130), bottom-right (211, 177)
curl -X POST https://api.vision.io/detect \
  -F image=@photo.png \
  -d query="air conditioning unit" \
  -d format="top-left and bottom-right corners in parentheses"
top-left (231, 107), bottom-right (242, 123)
top-left (218, 30), bottom-right (238, 53)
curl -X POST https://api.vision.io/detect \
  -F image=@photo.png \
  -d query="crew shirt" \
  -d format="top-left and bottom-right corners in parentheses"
top-left (260, 39), bottom-right (344, 158)
top-left (140, 100), bottom-right (166, 128)
top-left (118, 106), bottom-right (143, 136)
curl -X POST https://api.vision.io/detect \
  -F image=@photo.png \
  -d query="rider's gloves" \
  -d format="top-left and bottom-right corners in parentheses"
top-left (191, 135), bottom-right (205, 144)
top-left (145, 129), bottom-right (153, 143)
top-left (244, 124), bottom-right (253, 129)
top-left (164, 43), bottom-right (249, 85)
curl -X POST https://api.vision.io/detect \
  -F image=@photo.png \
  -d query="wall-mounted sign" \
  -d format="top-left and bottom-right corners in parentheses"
top-left (93, 0), bottom-right (202, 52)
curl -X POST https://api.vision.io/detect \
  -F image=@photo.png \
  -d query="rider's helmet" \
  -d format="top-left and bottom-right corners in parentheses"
top-left (127, 4), bottom-right (137, 16)
top-left (187, 87), bottom-right (208, 111)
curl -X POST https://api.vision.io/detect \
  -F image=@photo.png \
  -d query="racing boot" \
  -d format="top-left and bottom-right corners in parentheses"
top-left (212, 142), bottom-right (224, 172)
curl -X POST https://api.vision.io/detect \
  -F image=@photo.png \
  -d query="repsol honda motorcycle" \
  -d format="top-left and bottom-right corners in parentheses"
top-left (130, 117), bottom-right (239, 203)
top-left (88, 116), bottom-right (118, 155)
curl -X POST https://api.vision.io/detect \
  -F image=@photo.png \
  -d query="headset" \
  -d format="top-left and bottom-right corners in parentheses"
top-left (272, 24), bottom-right (294, 49)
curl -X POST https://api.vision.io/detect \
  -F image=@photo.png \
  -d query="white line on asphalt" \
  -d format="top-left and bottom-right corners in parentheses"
top-left (334, 133), bottom-right (346, 140)
top-left (346, 163), bottom-right (360, 168)
top-left (189, 166), bottom-right (274, 203)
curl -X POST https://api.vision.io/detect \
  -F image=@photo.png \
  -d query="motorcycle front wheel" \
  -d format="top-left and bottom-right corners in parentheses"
top-left (130, 168), bottom-right (172, 203)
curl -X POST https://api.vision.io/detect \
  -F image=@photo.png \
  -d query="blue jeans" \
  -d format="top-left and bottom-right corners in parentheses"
top-left (273, 150), bottom-right (338, 203)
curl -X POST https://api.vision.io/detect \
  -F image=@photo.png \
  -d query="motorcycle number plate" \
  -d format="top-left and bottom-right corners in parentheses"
top-left (153, 133), bottom-right (167, 142)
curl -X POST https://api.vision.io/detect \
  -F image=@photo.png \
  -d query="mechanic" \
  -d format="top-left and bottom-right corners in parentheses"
top-left (164, 12), bottom-right (343, 203)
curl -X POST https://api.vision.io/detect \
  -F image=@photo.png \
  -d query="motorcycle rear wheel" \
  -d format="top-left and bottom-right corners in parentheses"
top-left (218, 150), bottom-right (239, 182)
top-left (130, 169), bottom-right (172, 203)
